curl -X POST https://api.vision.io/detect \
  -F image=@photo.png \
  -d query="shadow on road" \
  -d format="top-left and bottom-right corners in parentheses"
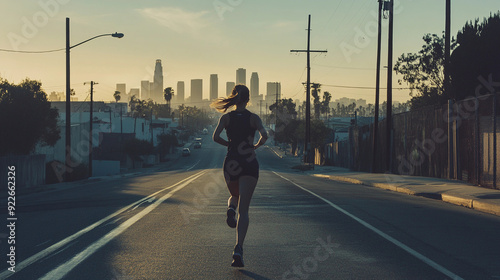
top-left (234, 269), bottom-right (273, 280)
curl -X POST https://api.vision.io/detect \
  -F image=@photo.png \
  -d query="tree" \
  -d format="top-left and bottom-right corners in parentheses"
top-left (450, 12), bottom-right (500, 100)
top-left (176, 105), bottom-right (212, 130)
top-left (0, 78), bottom-right (60, 155)
top-left (269, 98), bottom-right (298, 147)
top-left (129, 95), bottom-right (148, 119)
top-left (157, 132), bottom-right (178, 156)
top-left (113, 91), bottom-right (121, 103)
top-left (320, 91), bottom-right (332, 120)
top-left (164, 87), bottom-right (174, 116)
top-left (394, 33), bottom-right (457, 109)
top-left (311, 83), bottom-right (322, 119)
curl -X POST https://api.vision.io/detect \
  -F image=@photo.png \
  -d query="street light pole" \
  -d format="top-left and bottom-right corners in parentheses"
top-left (64, 16), bottom-right (124, 181)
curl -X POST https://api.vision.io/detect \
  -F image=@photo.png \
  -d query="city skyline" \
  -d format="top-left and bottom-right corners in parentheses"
top-left (1, 1), bottom-right (499, 105)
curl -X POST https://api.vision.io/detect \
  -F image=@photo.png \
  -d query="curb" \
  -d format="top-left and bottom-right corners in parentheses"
top-left (473, 199), bottom-right (500, 216)
top-left (313, 174), bottom-right (500, 218)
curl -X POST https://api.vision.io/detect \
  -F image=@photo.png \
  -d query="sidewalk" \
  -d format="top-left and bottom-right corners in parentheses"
top-left (3, 148), bottom-right (186, 200)
top-left (267, 145), bottom-right (500, 218)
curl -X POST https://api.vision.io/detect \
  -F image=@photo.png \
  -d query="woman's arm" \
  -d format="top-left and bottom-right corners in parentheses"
top-left (213, 114), bottom-right (229, 147)
top-left (252, 114), bottom-right (268, 149)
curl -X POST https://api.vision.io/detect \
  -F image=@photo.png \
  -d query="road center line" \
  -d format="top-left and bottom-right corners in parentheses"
top-left (272, 171), bottom-right (464, 280)
top-left (186, 160), bottom-right (201, 171)
top-left (0, 170), bottom-right (206, 279)
top-left (39, 170), bottom-right (207, 280)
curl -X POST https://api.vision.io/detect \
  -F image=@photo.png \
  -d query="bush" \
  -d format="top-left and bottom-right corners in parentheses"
top-left (123, 138), bottom-right (154, 158)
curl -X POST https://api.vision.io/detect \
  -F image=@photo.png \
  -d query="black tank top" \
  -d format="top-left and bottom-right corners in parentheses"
top-left (226, 110), bottom-right (256, 157)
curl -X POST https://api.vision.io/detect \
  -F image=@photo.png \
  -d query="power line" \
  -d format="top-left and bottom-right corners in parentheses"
top-left (0, 47), bottom-right (65, 54)
top-left (322, 84), bottom-right (409, 90)
top-left (312, 63), bottom-right (374, 71)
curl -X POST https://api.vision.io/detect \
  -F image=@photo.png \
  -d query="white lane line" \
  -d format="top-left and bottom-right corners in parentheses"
top-left (273, 171), bottom-right (464, 280)
top-left (131, 197), bottom-right (156, 211)
top-left (186, 160), bottom-right (201, 171)
top-left (0, 170), bottom-right (206, 279)
top-left (39, 170), bottom-right (207, 280)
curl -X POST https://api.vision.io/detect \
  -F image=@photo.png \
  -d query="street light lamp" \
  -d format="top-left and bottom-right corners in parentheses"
top-left (65, 17), bottom-right (124, 181)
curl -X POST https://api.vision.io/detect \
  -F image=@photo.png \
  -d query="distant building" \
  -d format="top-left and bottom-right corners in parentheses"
top-left (250, 72), bottom-right (259, 100)
top-left (191, 79), bottom-right (203, 104)
top-left (236, 68), bottom-right (246, 85)
top-left (48, 91), bottom-right (65, 102)
top-left (116, 83), bottom-right (126, 101)
top-left (210, 74), bottom-right (218, 101)
top-left (152, 59), bottom-right (164, 103)
top-left (141, 80), bottom-right (150, 100)
top-left (129, 88), bottom-right (140, 101)
top-left (177, 81), bottom-right (185, 103)
top-left (150, 82), bottom-right (154, 100)
top-left (356, 99), bottom-right (367, 108)
top-left (226, 82), bottom-right (235, 96)
top-left (266, 82), bottom-right (281, 104)
top-left (50, 101), bottom-right (126, 113)
top-left (332, 97), bottom-right (368, 108)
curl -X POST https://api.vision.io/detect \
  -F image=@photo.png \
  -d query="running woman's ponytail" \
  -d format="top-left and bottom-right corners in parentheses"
top-left (210, 84), bottom-right (250, 113)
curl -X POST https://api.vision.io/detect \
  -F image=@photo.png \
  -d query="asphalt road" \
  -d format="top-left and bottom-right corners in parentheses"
top-left (2, 133), bottom-right (500, 280)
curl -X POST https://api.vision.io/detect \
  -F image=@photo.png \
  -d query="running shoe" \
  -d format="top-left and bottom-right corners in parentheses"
top-left (231, 244), bottom-right (244, 267)
top-left (226, 206), bottom-right (237, 228)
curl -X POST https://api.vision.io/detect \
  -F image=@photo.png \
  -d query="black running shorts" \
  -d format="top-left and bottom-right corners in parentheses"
top-left (223, 155), bottom-right (259, 182)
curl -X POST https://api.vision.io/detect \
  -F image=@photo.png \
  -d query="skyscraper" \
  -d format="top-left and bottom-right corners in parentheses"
top-left (129, 88), bottom-right (140, 100)
top-left (177, 81), bottom-right (185, 103)
top-left (141, 80), bottom-right (150, 100)
top-left (266, 82), bottom-right (281, 104)
top-left (191, 79), bottom-right (203, 104)
top-left (226, 82), bottom-right (236, 96)
top-left (116, 83), bottom-right (126, 101)
top-left (153, 59), bottom-right (163, 103)
top-left (236, 68), bottom-right (246, 85)
top-left (210, 74), bottom-right (218, 101)
top-left (250, 72), bottom-right (259, 100)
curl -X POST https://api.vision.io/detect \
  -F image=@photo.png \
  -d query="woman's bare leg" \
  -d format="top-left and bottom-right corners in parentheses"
top-left (225, 178), bottom-right (239, 208)
top-left (236, 175), bottom-right (257, 246)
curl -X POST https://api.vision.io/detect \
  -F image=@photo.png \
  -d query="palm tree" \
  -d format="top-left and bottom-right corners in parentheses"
top-left (114, 91), bottom-right (122, 133)
top-left (164, 87), bottom-right (174, 117)
top-left (321, 91), bottom-right (332, 121)
top-left (311, 83), bottom-right (321, 120)
top-left (113, 91), bottom-right (121, 103)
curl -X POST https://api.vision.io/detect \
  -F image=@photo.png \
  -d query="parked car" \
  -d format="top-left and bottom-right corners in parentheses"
top-left (182, 148), bottom-right (191, 156)
top-left (194, 141), bottom-right (202, 149)
top-left (195, 137), bottom-right (202, 142)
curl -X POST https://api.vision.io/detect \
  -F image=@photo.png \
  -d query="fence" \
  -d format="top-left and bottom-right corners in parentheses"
top-left (325, 93), bottom-right (499, 189)
top-left (0, 154), bottom-right (46, 189)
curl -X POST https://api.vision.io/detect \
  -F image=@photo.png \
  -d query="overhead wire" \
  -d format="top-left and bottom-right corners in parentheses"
top-left (0, 47), bottom-right (65, 54)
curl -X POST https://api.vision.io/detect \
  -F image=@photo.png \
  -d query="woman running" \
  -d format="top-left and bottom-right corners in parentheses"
top-left (211, 84), bottom-right (268, 267)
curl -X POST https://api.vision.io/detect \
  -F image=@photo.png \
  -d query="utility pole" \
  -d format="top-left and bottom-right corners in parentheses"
top-left (445, 0), bottom-right (454, 179)
top-left (275, 82), bottom-right (279, 146)
top-left (260, 100), bottom-right (263, 117)
top-left (291, 14), bottom-right (327, 164)
top-left (84, 81), bottom-right (97, 178)
top-left (65, 17), bottom-right (71, 181)
top-left (386, 0), bottom-right (394, 172)
top-left (372, 0), bottom-right (383, 173)
top-left (266, 103), bottom-right (268, 125)
top-left (444, 0), bottom-right (451, 100)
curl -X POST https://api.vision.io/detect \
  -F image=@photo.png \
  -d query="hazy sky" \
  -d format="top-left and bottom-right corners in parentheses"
top-left (1, 0), bottom-right (499, 105)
